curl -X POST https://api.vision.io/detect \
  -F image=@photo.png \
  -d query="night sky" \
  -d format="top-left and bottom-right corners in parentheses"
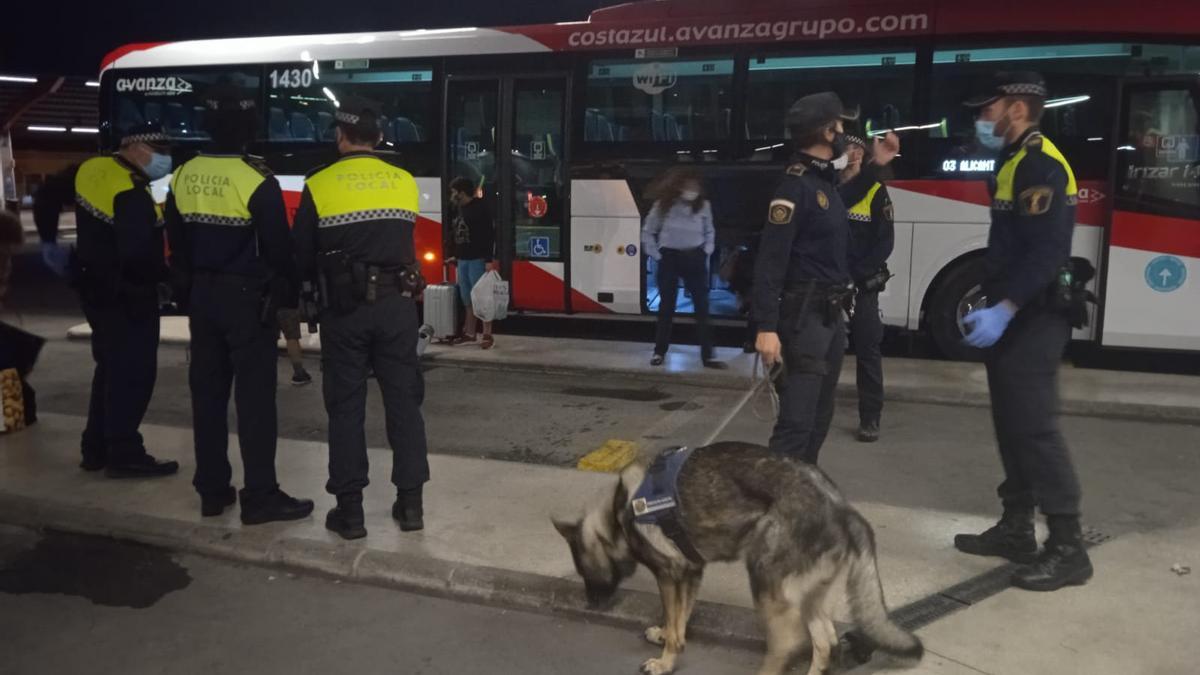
top-left (6, 0), bottom-right (622, 76)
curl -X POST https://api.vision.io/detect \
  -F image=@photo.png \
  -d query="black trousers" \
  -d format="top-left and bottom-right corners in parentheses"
top-left (985, 306), bottom-right (1082, 516)
top-left (654, 248), bottom-right (713, 360)
top-left (188, 277), bottom-right (279, 500)
top-left (850, 290), bottom-right (884, 425)
top-left (322, 291), bottom-right (429, 497)
top-left (768, 306), bottom-right (845, 465)
top-left (80, 298), bottom-right (159, 465)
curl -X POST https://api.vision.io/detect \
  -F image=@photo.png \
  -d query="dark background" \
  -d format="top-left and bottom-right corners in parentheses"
top-left (4, 1), bottom-right (624, 76)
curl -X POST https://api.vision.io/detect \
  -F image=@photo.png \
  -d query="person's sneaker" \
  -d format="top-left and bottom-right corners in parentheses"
top-left (240, 489), bottom-right (315, 526)
top-left (1012, 542), bottom-right (1093, 591)
top-left (325, 496), bottom-right (367, 540)
top-left (201, 486), bottom-right (238, 517)
top-left (856, 421), bottom-right (880, 443)
top-left (291, 370), bottom-right (313, 386)
top-left (104, 454), bottom-right (179, 479)
top-left (703, 359), bottom-right (728, 370)
top-left (953, 509), bottom-right (1039, 564)
top-left (650, 354), bottom-right (665, 366)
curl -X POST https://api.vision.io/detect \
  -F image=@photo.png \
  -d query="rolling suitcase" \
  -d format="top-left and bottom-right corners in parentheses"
top-left (424, 263), bottom-right (458, 340)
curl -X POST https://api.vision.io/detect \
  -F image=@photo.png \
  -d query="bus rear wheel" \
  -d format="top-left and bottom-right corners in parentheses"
top-left (928, 258), bottom-right (990, 362)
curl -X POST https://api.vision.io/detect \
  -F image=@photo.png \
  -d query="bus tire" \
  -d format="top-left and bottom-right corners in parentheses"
top-left (928, 257), bottom-right (989, 362)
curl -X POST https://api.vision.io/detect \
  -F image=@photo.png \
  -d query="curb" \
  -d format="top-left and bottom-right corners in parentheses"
top-left (0, 492), bottom-right (765, 650)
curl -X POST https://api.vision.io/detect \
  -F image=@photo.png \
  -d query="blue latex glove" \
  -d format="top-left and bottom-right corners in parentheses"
top-left (962, 303), bottom-right (1016, 349)
top-left (40, 242), bottom-right (70, 277)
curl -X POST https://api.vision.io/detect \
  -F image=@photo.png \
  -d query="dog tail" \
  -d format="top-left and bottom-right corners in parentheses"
top-left (845, 512), bottom-right (924, 660)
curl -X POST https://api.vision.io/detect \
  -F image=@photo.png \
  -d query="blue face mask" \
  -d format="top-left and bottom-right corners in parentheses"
top-left (975, 119), bottom-right (1005, 152)
top-left (144, 152), bottom-right (173, 180)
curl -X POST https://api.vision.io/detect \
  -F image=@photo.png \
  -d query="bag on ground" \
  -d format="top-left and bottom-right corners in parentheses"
top-left (471, 270), bottom-right (509, 322)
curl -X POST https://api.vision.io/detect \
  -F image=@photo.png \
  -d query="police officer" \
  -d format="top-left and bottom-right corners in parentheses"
top-left (292, 96), bottom-right (429, 540)
top-left (164, 85), bottom-right (314, 523)
top-left (838, 123), bottom-right (895, 443)
top-left (752, 93), bottom-right (858, 465)
top-left (953, 72), bottom-right (1092, 592)
top-left (73, 123), bottom-right (177, 478)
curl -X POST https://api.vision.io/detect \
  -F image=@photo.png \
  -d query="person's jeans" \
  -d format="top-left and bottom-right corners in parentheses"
top-left (654, 248), bottom-right (712, 360)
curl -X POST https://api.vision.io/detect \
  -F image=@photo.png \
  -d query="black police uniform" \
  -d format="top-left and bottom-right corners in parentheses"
top-left (292, 97), bottom-right (429, 538)
top-left (754, 92), bottom-right (856, 466)
top-left (164, 87), bottom-right (313, 522)
top-left (839, 147), bottom-right (895, 437)
top-left (72, 126), bottom-right (177, 477)
top-left (954, 72), bottom-right (1091, 592)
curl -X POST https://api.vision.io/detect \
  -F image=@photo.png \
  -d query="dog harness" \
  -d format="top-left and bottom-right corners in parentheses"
top-left (631, 446), bottom-right (704, 563)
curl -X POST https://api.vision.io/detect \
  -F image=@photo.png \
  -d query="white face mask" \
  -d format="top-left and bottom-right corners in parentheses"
top-left (680, 189), bottom-right (700, 202)
top-left (831, 154), bottom-right (850, 171)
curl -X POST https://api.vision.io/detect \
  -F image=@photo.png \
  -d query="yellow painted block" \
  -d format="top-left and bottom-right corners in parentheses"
top-left (577, 439), bottom-right (638, 473)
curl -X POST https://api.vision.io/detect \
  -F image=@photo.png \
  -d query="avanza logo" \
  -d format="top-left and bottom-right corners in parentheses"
top-left (115, 76), bottom-right (194, 96)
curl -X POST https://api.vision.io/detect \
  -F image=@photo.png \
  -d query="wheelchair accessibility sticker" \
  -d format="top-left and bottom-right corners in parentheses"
top-left (1144, 255), bottom-right (1186, 293)
top-left (529, 236), bottom-right (551, 258)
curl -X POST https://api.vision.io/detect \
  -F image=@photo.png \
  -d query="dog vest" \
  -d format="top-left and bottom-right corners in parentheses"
top-left (631, 446), bottom-right (704, 563)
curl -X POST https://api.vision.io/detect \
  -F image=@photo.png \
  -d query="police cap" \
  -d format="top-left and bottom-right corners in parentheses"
top-left (118, 122), bottom-right (170, 149)
top-left (203, 83), bottom-right (257, 115)
top-left (332, 94), bottom-right (383, 138)
top-left (964, 71), bottom-right (1048, 108)
top-left (785, 92), bottom-right (859, 136)
top-left (842, 120), bottom-right (868, 149)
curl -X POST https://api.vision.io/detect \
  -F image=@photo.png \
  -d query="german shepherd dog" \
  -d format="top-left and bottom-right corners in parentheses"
top-left (553, 442), bottom-right (923, 675)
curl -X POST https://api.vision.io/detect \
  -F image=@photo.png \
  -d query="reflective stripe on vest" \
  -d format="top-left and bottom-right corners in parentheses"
top-left (75, 156), bottom-right (139, 224)
top-left (169, 155), bottom-right (266, 227)
top-left (993, 133), bottom-right (1078, 211)
top-left (848, 182), bottom-right (882, 223)
top-left (305, 155), bottom-right (419, 229)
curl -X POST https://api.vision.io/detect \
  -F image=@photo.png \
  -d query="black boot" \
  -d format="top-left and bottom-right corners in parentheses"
top-left (240, 488), bottom-right (315, 526)
top-left (392, 487), bottom-right (424, 532)
top-left (1012, 515), bottom-right (1093, 592)
top-left (325, 494), bottom-right (367, 540)
top-left (201, 486), bottom-right (238, 517)
top-left (953, 507), bottom-right (1038, 564)
top-left (104, 454), bottom-right (179, 479)
top-left (856, 420), bottom-right (880, 443)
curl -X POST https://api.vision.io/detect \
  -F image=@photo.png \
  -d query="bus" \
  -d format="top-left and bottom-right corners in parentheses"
top-left (96, 0), bottom-right (1200, 359)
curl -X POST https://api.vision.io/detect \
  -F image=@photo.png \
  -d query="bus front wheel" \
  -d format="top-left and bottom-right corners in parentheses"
top-left (928, 258), bottom-right (990, 362)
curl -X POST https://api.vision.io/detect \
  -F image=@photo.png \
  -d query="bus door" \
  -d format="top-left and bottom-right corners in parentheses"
top-left (1100, 78), bottom-right (1200, 351)
top-left (445, 75), bottom-right (570, 312)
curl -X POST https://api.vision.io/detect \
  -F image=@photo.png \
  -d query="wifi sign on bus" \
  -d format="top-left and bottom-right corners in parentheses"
top-left (633, 63), bottom-right (677, 95)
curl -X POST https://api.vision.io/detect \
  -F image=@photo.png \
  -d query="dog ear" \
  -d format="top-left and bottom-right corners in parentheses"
top-left (551, 517), bottom-right (581, 540)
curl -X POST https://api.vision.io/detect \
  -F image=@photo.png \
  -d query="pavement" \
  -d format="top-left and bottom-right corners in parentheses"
top-left (62, 317), bottom-right (1200, 424)
top-left (3, 312), bottom-right (1198, 674)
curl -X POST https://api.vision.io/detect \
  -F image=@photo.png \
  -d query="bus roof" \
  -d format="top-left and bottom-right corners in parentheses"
top-left (101, 0), bottom-right (1200, 73)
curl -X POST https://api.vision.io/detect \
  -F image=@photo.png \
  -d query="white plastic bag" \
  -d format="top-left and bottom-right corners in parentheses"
top-left (471, 270), bottom-right (509, 322)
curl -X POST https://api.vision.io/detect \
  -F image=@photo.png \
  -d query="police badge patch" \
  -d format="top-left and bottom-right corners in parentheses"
top-left (1019, 186), bottom-right (1054, 215)
top-left (883, 199), bottom-right (894, 222)
top-left (769, 199), bottom-right (795, 225)
top-left (816, 191), bottom-right (829, 210)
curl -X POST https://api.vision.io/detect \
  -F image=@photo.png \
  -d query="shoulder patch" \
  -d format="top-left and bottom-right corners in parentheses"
top-left (768, 199), bottom-right (795, 225)
top-left (786, 163), bottom-right (807, 177)
top-left (1019, 185), bottom-right (1055, 215)
top-left (882, 199), bottom-right (894, 222)
top-left (244, 155), bottom-right (273, 177)
top-left (815, 191), bottom-right (829, 210)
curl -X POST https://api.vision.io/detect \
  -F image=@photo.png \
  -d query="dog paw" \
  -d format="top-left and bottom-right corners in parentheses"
top-left (640, 657), bottom-right (674, 675)
top-left (644, 626), bottom-right (666, 646)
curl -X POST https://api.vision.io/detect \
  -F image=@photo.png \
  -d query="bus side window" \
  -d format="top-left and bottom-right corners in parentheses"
top-left (742, 50), bottom-right (916, 173)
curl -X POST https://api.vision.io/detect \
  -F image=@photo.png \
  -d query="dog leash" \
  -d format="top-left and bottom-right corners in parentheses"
top-left (699, 352), bottom-right (780, 446)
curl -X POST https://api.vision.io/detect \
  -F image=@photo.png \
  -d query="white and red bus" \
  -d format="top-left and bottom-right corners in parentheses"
top-left (97, 0), bottom-right (1200, 359)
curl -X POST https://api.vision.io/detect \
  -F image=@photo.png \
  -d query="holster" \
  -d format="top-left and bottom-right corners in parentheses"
top-left (1045, 257), bottom-right (1100, 329)
top-left (317, 250), bottom-right (361, 314)
top-left (395, 264), bottom-right (427, 298)
top-left (857, 263), bottom-right (894, 295)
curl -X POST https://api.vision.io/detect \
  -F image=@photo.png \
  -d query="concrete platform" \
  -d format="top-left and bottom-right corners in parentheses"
top-left (66, 317), bottom-right (1200, 423)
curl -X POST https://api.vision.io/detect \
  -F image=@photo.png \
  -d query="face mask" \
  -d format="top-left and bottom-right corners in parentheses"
top-left (680, 189), bottom-right (700, 202)
top-left (831, 154), bottom-right (850, 171)
top-left (831, 131), bottom-right (848, 158)
top-left (144, 152), bottom-right (173, 180)
top-left (975, 120), bottom-right (1005, 152)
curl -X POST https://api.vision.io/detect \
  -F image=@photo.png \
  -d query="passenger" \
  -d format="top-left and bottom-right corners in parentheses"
top-left (278, 308), bottom-right (313, 386)
top-left (446, 176), bottom-right (497, 349)
top-left (642, 167), bottom-right (723, 369)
